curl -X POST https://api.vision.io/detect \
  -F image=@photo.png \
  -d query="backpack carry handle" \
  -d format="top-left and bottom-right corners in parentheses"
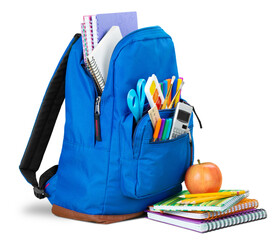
top-left (19, 34), bottom-right (81, 199)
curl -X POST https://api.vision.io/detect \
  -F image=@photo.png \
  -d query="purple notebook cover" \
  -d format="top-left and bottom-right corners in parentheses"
top-left (96, 12), bottom-right (138, 41)
top-left (146, 209), bottom-right (265, 233)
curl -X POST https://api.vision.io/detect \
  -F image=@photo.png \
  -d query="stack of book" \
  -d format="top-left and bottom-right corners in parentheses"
top-left (147, 190), bottom-right (267, 233)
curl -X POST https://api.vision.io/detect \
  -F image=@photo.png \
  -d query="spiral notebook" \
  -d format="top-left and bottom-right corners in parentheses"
top-left (81, 12), bottom-right (137, 69)
top-left (153, 190), bottom-right (249, 212)
top-left (81, 16), bottom-right (94, 65)
top-left (147, 208), bottom-right (267, 233)
top-left (91, 11), bottom-right (137, 44)
top-left (149, 198), bottom-right (259, 220)
top-left (87, 26), bottom-right (122, 93)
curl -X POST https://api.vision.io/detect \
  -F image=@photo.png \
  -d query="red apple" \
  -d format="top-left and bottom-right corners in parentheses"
top-left (185, 160), bottom-right (222, 194)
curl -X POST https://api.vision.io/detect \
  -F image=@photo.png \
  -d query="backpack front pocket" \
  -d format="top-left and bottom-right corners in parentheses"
top-left (120, 110), bottom-right (194, 199)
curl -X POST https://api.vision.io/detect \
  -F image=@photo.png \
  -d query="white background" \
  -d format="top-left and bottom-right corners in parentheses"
top-left (1, 0), bottom-right (275, 239)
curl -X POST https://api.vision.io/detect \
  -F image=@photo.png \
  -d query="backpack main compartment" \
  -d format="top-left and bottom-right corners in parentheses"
top-left (43, 26), bottom-right (194, 222)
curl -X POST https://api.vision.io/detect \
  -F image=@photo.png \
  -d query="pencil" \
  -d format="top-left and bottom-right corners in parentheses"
top-left (179, 191), bottom-right (246, 199)
top-left (178, 195), bottom-right (231, 205)
top-left (168, 80), bottom-right (185, 109)
top-left (161, 76), bottom-right (175, 109)
top-left (174, 78), bottom-right (183, 107)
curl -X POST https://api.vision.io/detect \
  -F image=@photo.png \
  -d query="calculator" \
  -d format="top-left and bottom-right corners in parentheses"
top-left (169, 102), bottom-right (193, 139)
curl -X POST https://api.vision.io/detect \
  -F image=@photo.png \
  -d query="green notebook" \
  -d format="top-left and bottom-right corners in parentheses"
top-left (153, 190), bottom-right (249, 212)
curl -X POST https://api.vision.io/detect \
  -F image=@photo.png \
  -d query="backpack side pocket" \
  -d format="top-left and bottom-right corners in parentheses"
top-left (120, 110), bottom-right (194, 199)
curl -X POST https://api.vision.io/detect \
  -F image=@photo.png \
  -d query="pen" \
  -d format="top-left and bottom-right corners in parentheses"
top-left (152, 119), bottom-right (162, 142)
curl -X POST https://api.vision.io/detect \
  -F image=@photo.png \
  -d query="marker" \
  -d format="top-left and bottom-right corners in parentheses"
top-left (157, 119), bottom-right (166, 140)
top-left (153, 119), bottom-right (162, 142)
top-left (164, 118), bottom-right (172, 140)
top-left (161, 119), bottom-right (170, 141)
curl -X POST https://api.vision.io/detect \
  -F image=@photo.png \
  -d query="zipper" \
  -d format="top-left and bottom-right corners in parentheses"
top-left (95, 96), bottom-right (102, 141)
top-left (92, 26), bottom-right (167, 142)
top-left (82, 63), bottom-right (103, 142)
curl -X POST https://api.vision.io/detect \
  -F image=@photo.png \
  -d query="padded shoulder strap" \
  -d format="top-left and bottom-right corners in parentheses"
top-left (19, 34), bottom-right (81, 199)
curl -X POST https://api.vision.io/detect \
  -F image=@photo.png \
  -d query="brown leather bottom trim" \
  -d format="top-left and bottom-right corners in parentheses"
top-left (52, 204), bottom-right (144, 224)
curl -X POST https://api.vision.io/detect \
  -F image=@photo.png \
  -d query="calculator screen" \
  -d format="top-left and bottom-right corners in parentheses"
top-left (177, 110), bottom-right (190, 123)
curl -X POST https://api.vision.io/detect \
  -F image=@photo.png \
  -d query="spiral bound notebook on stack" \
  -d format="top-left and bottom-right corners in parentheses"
top-left (147, 209), bottom-right (267, 233)
top-left (148, 190), bottom-right (267, 232)
top-left (152, 190), bottom-right (249, 212)
top-left (149, 198), bottom-right (259, 220)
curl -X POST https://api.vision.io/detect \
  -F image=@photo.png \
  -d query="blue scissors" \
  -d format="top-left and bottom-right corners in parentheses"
top-left (127, 78), bottom-right (146, 122)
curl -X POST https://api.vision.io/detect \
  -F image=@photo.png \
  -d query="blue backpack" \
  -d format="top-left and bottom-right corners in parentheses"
top-left (20, 26), bottom-right (201, 223)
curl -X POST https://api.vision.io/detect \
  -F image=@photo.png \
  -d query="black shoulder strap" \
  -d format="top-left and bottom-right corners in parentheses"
top-left (19, 34), bottom-right (81, 199)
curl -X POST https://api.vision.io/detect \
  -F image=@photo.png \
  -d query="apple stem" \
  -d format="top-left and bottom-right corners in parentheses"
top-left (197, 159), bottom-right (201, 164)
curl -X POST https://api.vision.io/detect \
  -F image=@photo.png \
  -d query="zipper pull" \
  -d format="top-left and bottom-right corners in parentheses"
top-left (95, 96), bottom-right (102, 141)
top-left (187, 128), bottom-right (193, 166)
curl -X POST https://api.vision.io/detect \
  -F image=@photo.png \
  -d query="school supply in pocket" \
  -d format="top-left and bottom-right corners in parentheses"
top-left (174, 77), bottom-right (183, 107)
top-left (169, 102), bottom-right (193, 139)
top-left (161, 76), bottom-right (175, 109)
top-left (87, 26), bottom-right (122, 93)
top-left (152, 118), bottom-right (162, 142)
top-left (20, 26), bottom-right (197, 223)
top-left (161, 118), bottom-right (172, 141)
top-left (127, 78), bottom-right (146, 122)
top-left (148, 105), bottom-right (161, 128)
top-left (169, 79), bottom-right (185, 109)
top-left (144, 74), bottom-right (165, 109)
top-left (147, 208), bottom-right (267, 233)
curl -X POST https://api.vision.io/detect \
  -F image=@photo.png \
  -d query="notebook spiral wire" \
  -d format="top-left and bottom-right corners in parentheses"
top-left (87, 56), bottom-right (105, 93)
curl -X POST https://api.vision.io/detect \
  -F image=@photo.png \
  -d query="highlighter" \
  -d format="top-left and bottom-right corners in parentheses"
top-left (157, 119), bottom-right (166, 140)
top-left (161, 119), bottom-right (172, 141)
top-left (164, 118), bottom-right (172, 140)
top-left (153, 118), bottom-right (162, 142)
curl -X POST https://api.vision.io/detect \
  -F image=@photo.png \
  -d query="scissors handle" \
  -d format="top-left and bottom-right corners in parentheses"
top-left (127, 89), bottom-right (140, 122)
top-left (136, 79), bottom-right (146, 118)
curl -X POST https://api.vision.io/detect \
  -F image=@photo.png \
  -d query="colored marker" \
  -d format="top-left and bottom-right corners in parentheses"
top-left (153, 119), bottom-right (162, 142)
top-left (161, 119), bottom-right (170, 141)
top-left (157, 119), bottom-right (166, 140)
top-left (164, 118), bottom-right (172, 140)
